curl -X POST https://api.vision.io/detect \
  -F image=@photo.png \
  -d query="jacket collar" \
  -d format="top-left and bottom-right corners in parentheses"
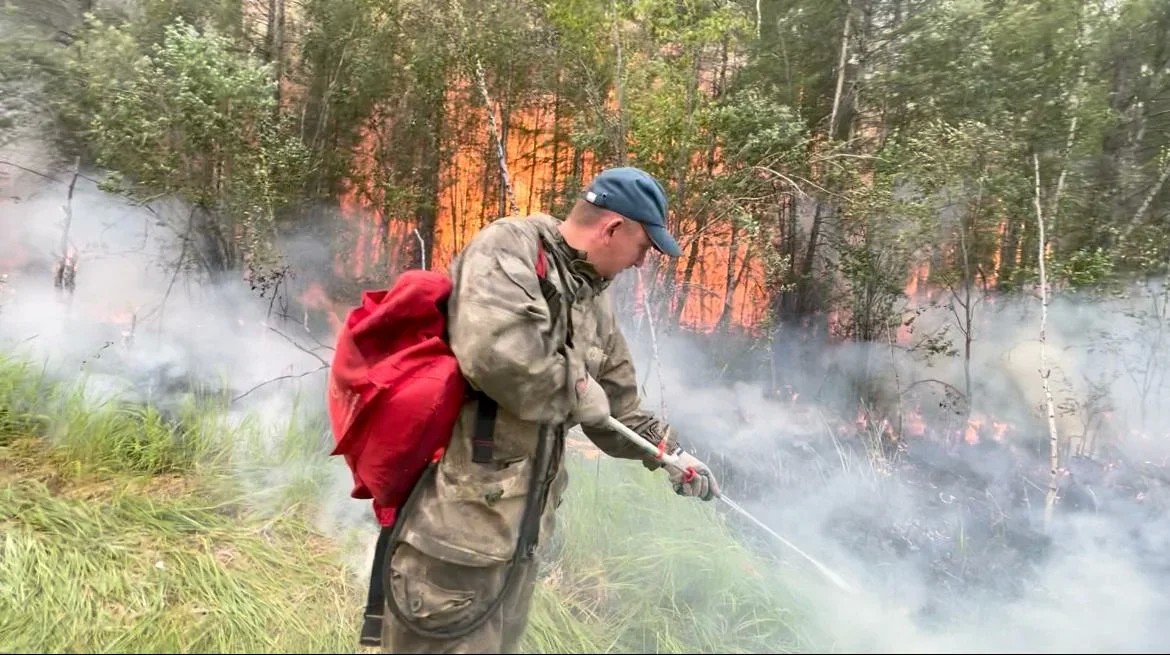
top-left (530, 215), bottom-right (610, 298)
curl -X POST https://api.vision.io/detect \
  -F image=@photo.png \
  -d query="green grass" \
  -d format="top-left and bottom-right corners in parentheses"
top-left (0, 353), bottom-right (819, 653)
top-left (0, 357), bottom-right (230, 475)
top-left (0, 355), bottom-right (362, 652)
top-left (523, 456), bottom-right (813, 654)
top-left (0, 458), bottom-right (359, 653)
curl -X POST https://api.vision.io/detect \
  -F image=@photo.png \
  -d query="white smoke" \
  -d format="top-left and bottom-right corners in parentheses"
top-left (0, 159), bottom-right (377, 566)
top-left (615, 268), bottom-right (1170, 653)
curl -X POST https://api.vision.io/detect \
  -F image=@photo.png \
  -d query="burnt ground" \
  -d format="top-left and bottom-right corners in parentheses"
top-left (689, 417), bottom-right (1170, 625)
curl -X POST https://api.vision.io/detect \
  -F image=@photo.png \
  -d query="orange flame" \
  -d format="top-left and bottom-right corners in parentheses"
top-left (963, 413), bottom-right (1015, 445)
top-left (674, 220), bottom-right (767, 332)
top-left (987, 219), bottom-right (1008, 289)
top-left (332, 84), bottom-right (766, 332)
top-left (299, 282), bottom-right (344, 335)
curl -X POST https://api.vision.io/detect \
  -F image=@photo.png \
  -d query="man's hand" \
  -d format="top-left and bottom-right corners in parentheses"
top-left (570, 374), bottom-right (610, 428)
top-left (664, 450), bottom-right (719, 501)
top-left (641, 424), bottom-right (719, 501)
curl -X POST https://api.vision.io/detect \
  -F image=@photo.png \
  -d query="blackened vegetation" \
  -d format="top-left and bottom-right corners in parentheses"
top-left (691, 417), bottom-right (1170, 621)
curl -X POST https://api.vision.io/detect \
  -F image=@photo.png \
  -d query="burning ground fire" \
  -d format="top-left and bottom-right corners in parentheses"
top-left (855, 405), bottom-right (1014, 447)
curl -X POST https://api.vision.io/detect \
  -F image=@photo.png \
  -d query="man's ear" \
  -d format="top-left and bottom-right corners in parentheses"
top-left (602, 216), bottom-right (624, 240)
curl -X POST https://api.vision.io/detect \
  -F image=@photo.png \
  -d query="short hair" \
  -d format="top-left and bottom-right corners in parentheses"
top-left (565, 197), bottom-right (611, 226)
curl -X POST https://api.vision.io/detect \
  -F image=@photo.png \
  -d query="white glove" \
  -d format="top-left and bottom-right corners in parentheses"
top-left (570, 375), bottom-right (610, 428)
top-left (664, 450), bottom-right (719, 501)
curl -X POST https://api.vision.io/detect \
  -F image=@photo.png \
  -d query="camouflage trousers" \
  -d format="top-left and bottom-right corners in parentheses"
top-left (379, 542), bottom-right (541, 654)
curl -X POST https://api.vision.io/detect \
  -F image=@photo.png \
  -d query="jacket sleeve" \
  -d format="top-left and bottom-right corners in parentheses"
top-left (579, 294), bottom-right (671, 469)
top-left (447, 223), bottom-right (584, 424)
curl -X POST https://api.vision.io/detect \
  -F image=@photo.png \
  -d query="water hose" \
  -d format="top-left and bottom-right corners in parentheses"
top-left (604, 416), bottom-right (859, 595)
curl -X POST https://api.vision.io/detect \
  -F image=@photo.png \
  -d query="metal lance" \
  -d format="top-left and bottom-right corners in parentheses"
top-left (604, 416), bottom-right (858, 595)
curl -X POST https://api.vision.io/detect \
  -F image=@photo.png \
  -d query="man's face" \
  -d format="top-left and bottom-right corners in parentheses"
top-left (591, 216), bottom-right (653, 279)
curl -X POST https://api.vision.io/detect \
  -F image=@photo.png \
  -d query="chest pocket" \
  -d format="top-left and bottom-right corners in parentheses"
top-left (571, 302), bottom-right (608, 378)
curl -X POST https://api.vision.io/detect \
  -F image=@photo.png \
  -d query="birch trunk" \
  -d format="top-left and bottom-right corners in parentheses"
top-left (1035, 154), bottom-right (1062, 531)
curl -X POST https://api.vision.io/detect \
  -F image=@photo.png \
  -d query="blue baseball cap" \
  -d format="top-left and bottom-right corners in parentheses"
top-left (582, 167), bottom-right (681, 257)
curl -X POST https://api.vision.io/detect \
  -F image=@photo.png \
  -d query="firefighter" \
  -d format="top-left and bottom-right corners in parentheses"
top-left (380, 166), bottom-right (719, 653)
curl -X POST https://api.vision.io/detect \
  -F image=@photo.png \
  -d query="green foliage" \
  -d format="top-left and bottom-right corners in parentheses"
top-left (1054, 247), bottom-right (1116, 290)
top-left (734, 0), bottom-right (845, 131)
top-left (834, 178), bottom-right (933, 343)
top-left (131, 0), bottom-right (245, 45)
top-left (297, 0), bottom-right (416, 190)
top-left (710, 89), bottom-right (807, 167)
top-left (16, 0), bottom-right (1170, 335)
top-left (56, 16), bottom-right (309, 275)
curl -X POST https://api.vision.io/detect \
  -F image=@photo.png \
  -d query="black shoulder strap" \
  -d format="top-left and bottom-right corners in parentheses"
top-left (359, 525), bottom-right (393, 647)
top-left (470, 239), bottom-right (549, 465)
top-left (471, 390), bottom-right (498, 464)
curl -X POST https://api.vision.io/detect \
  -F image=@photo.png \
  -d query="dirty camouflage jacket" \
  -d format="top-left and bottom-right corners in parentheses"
top-left (393, 213), bottom-right (668, 568)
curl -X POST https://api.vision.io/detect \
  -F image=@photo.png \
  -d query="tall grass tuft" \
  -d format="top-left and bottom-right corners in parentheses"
top-left (0, 354), bottom-right (363, 652)
top-left (0, 357), bottom-right (51, 444)
top-left (0, 356), bottom-right (231, 475)
top-left (0, 472), bottom-right (359, 652)
top-left (524, 454), bottom-right (816, 654)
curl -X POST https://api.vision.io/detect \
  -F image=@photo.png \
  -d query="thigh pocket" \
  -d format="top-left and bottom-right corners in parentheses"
top-left (388, 543), bottom-right (497, 632)
top-left (404, 457), bottom-right (533, 565)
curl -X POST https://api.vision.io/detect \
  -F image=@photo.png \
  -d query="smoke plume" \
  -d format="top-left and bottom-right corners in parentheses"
top-left (620, 274), bottom-right (1170, 653)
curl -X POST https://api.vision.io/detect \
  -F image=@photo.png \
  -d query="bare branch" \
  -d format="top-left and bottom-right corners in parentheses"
top-left (266, 325), bottom-right (331, 366)
top-left (231, 364), bottom-right (329, 403)
top-left (751, 165), bottom-right (838, 198)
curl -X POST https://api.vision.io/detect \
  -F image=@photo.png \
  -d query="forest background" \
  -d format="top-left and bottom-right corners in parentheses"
top-left (2, 0), bottom-right (1170, 652)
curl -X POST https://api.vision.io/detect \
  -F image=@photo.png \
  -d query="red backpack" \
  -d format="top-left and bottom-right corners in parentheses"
top-left (326, 268), bottom-right (465, 527)
top-left (326, 243), bottom-right (549, 647)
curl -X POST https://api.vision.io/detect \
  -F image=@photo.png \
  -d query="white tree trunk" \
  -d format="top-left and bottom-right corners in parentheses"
top-left (827, 1), bottom-right (853, 139)
top-left (1035, 154), bottom-right (1062, 531)
top-left (475, 57), bottom-right (519, 216)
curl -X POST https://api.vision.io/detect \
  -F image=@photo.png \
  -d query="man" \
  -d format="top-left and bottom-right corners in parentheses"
top-left (379, 166), bottom-right (720, 653)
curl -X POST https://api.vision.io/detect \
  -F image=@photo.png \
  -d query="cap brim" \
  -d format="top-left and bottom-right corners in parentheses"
top-left (644, 223), bottom-right (682, 258)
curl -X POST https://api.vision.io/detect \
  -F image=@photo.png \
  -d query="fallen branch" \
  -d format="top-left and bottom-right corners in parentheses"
top-left (230, 364), bottom-right (329, 403)
top-left (0, 158), bottom-right (63, 183)
top-left (902, 377), bottom-right (967, 400)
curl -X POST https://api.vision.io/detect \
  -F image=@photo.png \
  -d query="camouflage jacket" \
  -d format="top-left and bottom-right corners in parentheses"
top-left (394, 213), bottom-right (668, 568)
